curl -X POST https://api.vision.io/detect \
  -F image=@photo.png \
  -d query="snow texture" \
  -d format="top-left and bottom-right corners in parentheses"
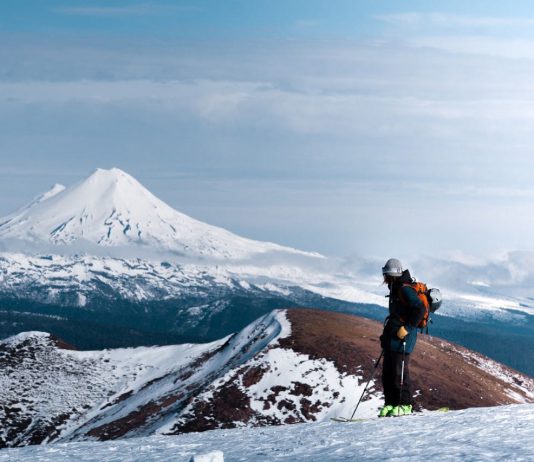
top-left (1, 404), bottom-right (534, 461)
top-left (189, 451), bottom-right (224, 462)
top-left (1, 249), bottom-right (531, 327)
top-left (0, 330), bottom-right (226, 446)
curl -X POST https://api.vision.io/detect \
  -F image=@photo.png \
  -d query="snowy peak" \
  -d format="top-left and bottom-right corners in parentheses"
top-left (2, 330), bottom-right (76, 351)
top-left (27, 184), bottom-right (66, 208)
top-left (0, 168), bottom-right (318, 260)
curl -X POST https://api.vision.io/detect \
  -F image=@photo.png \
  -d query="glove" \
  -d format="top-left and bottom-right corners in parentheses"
top-left (396, 325), bottom-right (409, 340)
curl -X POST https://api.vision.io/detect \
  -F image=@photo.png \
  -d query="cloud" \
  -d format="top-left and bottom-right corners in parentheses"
top-left (56, 5), bottom-right (154, 16)
top-left (375, 12), bottom-right (534, 29)
top-left (373, 12), bottom-right (534, 59)
top-left (4, 77), bottom-right (534, 141)
top-left (55, 3), bottom-right (197, 17)
top-left (4, 38), bottom-right (534, 153)
top-left (409, 36), bottom-right (534, 60)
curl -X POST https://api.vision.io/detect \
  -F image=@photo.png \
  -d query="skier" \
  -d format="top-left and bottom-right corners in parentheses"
top-left (378, 258), bottom-right (426, 417)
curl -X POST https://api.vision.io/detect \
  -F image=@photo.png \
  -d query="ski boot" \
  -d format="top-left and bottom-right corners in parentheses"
top-left (388, 404), bottom-right (413, 417)
top-left (378, 405), bottom-right (394, 417)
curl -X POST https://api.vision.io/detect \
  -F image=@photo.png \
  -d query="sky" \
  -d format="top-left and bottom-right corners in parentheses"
top-left (2, 1), bottom-right (534, 258)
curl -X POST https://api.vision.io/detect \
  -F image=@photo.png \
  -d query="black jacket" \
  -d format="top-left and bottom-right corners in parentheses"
top-left (381, 270), bottom-right (426, 354)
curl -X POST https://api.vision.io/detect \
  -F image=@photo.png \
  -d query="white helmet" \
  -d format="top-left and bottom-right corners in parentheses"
top-left (428, 288), bottom-right (442, 312)
top-left (382, 258), bottom-right (403, 278)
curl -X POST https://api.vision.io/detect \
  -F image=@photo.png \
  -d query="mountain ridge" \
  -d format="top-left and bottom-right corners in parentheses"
top-left (1, 309), bottom-right (532, 448)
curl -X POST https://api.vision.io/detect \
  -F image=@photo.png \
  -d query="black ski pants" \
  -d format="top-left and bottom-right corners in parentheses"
top-left (382, 349), bottom-right (413, 406)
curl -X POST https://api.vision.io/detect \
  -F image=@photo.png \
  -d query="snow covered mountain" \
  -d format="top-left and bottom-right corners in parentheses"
top-left (1, 309), bottom-right (532, 448)
top-left (0, 168), bottom-right (319, 261)
top-left (1, 168), bottom-right (532, 326)
top-left (1, 167), bottom-right (534, 379)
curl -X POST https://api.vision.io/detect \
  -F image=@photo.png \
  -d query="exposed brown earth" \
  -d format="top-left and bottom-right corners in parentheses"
top-left (49, 336), bottom-right (77, 351)
top-left (168, 308), bottom-right (534, 435)
top-left (282, 308), bottom-right (534, 410)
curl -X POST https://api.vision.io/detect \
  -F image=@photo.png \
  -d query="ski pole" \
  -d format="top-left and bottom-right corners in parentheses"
top-left (398, 341), bottom-right (406, 416)
top-left (349, 349), bottom-right (384, 420)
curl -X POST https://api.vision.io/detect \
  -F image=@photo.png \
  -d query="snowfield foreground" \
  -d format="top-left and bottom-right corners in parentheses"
top-left (1, 404), bottom-right (533, 461)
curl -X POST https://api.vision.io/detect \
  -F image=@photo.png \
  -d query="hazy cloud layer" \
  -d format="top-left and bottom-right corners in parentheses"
top-left (2, 28), bottom-right (534, 257)
top-left (55, 3), bottom-right (199, 17)
top-left (375, 13), bottom-right (534, 29)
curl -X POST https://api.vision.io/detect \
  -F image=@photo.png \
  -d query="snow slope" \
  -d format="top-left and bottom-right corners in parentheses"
top-left (0, 330), bottom-right (227, 447)
top-left (1, 403), bottom-right (534, 461)
top-left (2, 311), bottom-right (303, 446)
top-left (0, 168), bottom-right (320, 260)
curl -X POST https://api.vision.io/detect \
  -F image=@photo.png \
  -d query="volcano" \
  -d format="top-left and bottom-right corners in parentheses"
top-left (0, 168), bottom-right (320, 260)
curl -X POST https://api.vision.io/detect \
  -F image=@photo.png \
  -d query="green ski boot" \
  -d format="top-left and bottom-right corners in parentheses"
top-left (388, 404), bottom-right (413, 417)
top-left (378, 405), bottom-right (394, 417)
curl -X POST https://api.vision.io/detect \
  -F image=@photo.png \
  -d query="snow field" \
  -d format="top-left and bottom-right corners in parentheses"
top-left (156, 311), bottom-right (290, 434)
top-left (69, 320), bottom-right (283, 439)
top-left (244, 347), bottom-right (382, 421)
top-left (189, 451), bottom-right (224, 462)
top-left (165, 309), bottom-right (382, 432)
top-left (2, 404), bottom-right (534, 461)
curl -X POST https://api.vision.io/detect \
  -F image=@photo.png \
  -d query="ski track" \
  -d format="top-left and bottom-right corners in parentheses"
top-left (1, 404), bottom-right (534, 461)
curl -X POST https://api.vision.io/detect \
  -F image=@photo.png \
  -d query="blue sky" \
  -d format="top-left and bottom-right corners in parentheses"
top-left (2, 1), bottom-right (534, 258)
top-left (4, 1), bottom-right (534, 38)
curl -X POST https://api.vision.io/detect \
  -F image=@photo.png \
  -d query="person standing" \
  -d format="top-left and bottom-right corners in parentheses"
top-left (378, 258), bottom-right (426, 417)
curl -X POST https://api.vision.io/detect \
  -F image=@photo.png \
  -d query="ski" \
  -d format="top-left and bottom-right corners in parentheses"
top-left (330, 417), bottom-right (367, 423)
top-left (331, 407), bottom-right (450, 423)
top-left (420, 407), bottom-right (450, 414)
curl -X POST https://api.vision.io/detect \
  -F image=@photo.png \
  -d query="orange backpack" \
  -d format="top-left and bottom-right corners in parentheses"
top-left (399, 282), bottom-right (431, 329)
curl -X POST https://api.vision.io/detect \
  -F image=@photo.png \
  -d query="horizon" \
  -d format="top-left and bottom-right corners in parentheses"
top-left (2, 1), bottom-right (534, 258)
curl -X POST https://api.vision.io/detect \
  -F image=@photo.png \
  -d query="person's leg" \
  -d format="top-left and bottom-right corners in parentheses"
top-left (393, 352), bottom-right (413, 406)
top-left (400, 354), bottom-right (413, 406)
top-left (381, 349), bottom-right (395, 405)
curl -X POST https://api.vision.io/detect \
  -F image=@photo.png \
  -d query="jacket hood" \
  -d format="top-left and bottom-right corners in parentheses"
top-left (390, 269), bottom-right (413, 291)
